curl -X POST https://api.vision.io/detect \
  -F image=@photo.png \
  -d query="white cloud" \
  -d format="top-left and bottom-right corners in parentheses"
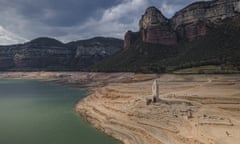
top-left (58, 0), bottom-right (192, 41)
top-left (159, 1), bottom-right (183, 18)
top-left (58, 0), bottom-right (149, 42)
top-left (0, 25), bottom-right (28, 45)
top-left (101, 0), bottom-right (147, 23)
top-left (0, 0), bottom-right (200, 44)
top-left (160, 3), bottom-right (176, 16)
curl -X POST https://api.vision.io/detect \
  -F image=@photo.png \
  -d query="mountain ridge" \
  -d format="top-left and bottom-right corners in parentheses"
top-left (0, 36), bottom-right (123, 71)
top-left (1, 0), bottom-right (240, 73)
top-left (92, 0), bottom-right (240, 73)
top-left (125, 0), bottom-right (240, 48)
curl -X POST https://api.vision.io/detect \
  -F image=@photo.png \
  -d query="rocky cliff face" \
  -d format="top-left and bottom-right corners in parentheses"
top-left (0, 37), bottom-right (123, 71)
top-left (139, 7), bottom-right (169, 29)
top-left (125, 0), bottom-right (240, 49)
top-left (67, 37), bottom-right (123, 68)
top-left (139, 7), bottom-right (177, 46)
top-left (172, 0), bottom-right (240, 28)
top-left (172, 0), bottom-right (240, 40)
top-left (124, 31), bottom-right (139, 49)
top-left (13, 38), bottom-right (74, 69)
top-left (0, 45), bottom-right (17, 69)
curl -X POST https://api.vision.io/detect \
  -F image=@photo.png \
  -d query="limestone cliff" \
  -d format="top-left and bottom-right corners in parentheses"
top-left (172, 0), bottom-right (240, 40)
top-left (13, 38), bottom-right (73, 69)
top-left (67, 37), bottom-right (123, 68)
top-left (124, 31), bottom-right (139, 49)
top-left (172, 0), bottom-right (240, 28)
top-left (139, 7), bottom-right (168, 29)
top-left (125, 0), bottom-right (240, 49)
top-left (139, 7), bottom-right (177, 46)
top-left (0, 37), bottom-right (123, 71)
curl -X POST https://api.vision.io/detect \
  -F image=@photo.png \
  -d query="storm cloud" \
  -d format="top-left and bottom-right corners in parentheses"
top-left (0, 0), bottom-right (202, 44)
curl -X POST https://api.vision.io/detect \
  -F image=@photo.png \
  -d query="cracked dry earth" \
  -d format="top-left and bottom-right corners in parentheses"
top-left (77, 74), bottom-right (240, 144)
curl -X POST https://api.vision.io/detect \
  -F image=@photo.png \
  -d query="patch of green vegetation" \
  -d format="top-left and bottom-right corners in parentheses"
top-left (174, 65), bottom-right (240, 74)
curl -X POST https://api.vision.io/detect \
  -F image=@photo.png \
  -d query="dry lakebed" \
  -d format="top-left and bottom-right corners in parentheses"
top-left (0, 72), bottom-right (239, 144)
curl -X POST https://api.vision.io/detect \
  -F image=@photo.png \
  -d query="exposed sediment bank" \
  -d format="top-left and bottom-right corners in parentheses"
top-left (1, 72), bottom-right (240, 144)
top-left (77, 74), bottom-right (240, 144)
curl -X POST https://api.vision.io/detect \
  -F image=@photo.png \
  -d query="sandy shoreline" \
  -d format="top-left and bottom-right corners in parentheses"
top-left (76, 74), bottom-right (240, 144)
top-left (1, 72), bottom-right (240, 144)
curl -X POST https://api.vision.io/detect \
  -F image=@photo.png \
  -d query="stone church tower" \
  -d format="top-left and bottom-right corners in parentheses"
top-left (152, 79), bottom-right (160, 102)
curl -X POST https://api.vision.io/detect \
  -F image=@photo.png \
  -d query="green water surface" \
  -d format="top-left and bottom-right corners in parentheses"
top-left (0, 79), bottom-right (120, 144)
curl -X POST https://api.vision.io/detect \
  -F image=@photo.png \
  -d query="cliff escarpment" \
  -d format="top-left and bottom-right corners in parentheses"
top-left (93, 0), bottom-right (240, 73)
top-left (125, 0), bottom-right (240, 48)
top-left (0, 37), bottom-right (123, 71)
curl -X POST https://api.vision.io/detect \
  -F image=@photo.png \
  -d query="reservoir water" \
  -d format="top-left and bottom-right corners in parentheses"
top-left (0, 79), bottom-right (120, 144)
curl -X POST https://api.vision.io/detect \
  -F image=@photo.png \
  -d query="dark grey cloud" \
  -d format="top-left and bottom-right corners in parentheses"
top-left (0, 0), bottom-right (121, 26)
top-left (0, 0), bottom-right (203, 44)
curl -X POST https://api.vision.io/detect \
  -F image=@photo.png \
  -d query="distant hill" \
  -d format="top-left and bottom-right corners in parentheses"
top-left (91, 0), bottom-right (240, 73)
top-left (0, 37), bottom-right (123, 71)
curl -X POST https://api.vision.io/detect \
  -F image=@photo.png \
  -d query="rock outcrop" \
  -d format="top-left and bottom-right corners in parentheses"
top-left (172, 0), bottom-right (240, 40)
top-left (139, 7), bottom-right (169, 29)
top-left (13, 38), bottom-right (73, 69)
top-left (172, 0), bottom-right (240, 29)
top-left (67, 37), bottom-right (123, 68)
top-left (141, 25), bottom-right (177, 46)
top-left (0, 37), bottom-right (123, 71)
top-left (124, 0), bottom-right (240, 49)
top-left (124, 31), bottom-right (139, 49)
top-left (139, 7), bottom-right (177, 46)
top-left (0, 45), bottom-right (17, 69)
top-left (94, 0), bottom-right (240, 73)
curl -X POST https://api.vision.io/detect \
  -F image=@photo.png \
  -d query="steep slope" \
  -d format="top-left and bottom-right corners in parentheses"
top-left (12, 37), bottom-right (74, 70)
top-left (0, 37), bottom-right (123, 71)
top-left (92, 0), bottom-right (240, 73)
top-left (66, 37), bottom-right (123, 69)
